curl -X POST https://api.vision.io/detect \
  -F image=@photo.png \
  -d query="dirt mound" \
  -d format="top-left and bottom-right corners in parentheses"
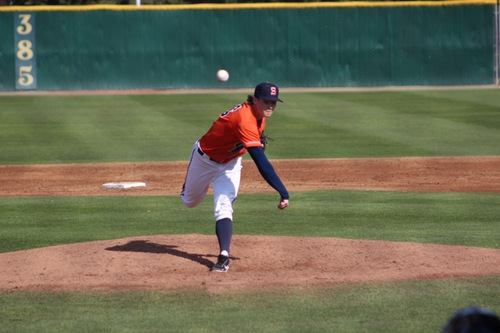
top-left (2, 234), bottom-right (500, 293)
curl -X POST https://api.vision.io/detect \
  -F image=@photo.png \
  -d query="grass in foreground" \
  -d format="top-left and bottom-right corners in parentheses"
top-left (0, 276), bottom-right (499, 333)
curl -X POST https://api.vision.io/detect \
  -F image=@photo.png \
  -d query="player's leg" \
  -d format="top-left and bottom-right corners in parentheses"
top-left (213, 156), bottom-right (242, 233)
top-left (181, 143), bottom-right (216, 208)
top-left (211, 157), bottom-right (242, 272)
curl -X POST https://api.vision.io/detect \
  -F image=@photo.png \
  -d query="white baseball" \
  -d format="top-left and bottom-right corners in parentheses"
top-left (216, 69), bottom-right (229, 82)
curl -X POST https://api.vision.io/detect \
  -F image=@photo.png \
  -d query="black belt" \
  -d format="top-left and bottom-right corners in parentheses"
top-left (197, 147), bottom-right (219, 163)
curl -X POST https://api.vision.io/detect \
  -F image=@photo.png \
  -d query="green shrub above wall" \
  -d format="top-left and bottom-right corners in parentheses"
top-left (0, 1), bottom-right (496, 91)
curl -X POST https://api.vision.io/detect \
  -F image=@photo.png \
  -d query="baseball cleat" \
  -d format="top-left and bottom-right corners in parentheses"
top-left (211, 254), bottom-right (229, 272)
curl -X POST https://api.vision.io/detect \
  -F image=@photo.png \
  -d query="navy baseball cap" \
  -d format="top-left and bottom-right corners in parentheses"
top-left (254, 82), bottom-right (283, 102)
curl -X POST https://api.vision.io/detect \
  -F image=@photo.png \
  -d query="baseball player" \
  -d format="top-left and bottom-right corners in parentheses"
top-left (181, 82), bottom-right (289, 272)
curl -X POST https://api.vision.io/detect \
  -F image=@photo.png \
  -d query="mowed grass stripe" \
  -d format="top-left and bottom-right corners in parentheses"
top-left (1, 89), bottom-right (500, 164)
top-left (1, 191), bottom-right (499, 253)
top-left (274, 91), bottom-right (500, 157)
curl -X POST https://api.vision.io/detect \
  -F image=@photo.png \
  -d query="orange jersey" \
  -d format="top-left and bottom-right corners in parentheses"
top-left (199, 103), bottom-right (265, 163)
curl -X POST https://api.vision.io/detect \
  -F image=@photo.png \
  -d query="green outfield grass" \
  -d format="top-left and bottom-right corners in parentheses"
top-left (1, 89), bottom-right (499, 164)
top-left (0, 89), bottom-right (499, 332)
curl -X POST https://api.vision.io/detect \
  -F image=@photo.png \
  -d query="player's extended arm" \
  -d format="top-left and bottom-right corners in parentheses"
top-left (248, 146), bottom-right (289, 209)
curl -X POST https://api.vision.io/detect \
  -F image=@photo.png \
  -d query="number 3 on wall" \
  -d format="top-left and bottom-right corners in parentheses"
top-left (17, 14), bottom-right (33, 35)
top-left (15, 13), bottom-right (37, 90)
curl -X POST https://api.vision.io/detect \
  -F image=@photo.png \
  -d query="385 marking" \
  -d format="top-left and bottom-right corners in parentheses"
top-left (15, 13), bottom-right (37, 90)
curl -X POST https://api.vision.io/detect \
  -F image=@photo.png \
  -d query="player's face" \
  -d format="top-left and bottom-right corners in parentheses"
top-left (254, 98), bottom-right (277, 119)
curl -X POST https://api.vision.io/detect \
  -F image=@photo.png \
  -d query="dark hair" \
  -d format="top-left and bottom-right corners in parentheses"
top-left (246, 95), bottom-right (254, 105)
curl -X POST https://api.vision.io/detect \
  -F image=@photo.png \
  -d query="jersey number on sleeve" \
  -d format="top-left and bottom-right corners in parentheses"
top-left (220, 104), bottom-right (243, 118)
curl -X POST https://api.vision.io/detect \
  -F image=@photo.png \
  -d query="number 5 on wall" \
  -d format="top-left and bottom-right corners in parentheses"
top-left (18, 66), bottom-right (34, 87)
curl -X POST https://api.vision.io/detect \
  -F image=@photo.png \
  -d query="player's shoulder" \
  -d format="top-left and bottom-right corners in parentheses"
top-left (221, 103), bottom-right (242, 116)
top-left (221, 103), bottom-right (253, 120)
top-left (236, 103), bottom-right (255, 119)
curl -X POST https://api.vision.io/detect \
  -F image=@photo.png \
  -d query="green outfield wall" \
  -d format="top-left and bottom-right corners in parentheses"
top-left (0, 1), bottom-right (497, 91)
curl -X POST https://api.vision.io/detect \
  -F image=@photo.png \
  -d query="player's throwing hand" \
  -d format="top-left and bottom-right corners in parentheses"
top-left (278, 198), bottom-right (289, 210)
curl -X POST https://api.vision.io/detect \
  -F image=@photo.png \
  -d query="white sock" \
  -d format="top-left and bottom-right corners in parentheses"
top-left (220, 250), bottom-right (229, 257)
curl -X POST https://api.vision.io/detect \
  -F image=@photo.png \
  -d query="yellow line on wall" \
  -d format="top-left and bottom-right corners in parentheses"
top-left (0, 0), bottom-right (496, 12)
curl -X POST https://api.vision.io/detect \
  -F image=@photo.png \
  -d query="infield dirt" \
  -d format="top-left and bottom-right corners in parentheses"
top-left (1, 156), bottom-right (499, 292)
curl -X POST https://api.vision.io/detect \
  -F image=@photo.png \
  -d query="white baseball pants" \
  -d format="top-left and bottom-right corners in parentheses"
top-left (181, 142), bottom-right (242, 221)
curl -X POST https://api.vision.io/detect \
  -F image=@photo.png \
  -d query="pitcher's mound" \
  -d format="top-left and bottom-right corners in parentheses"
top-left (1, 234), bottom-right (499, 293)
